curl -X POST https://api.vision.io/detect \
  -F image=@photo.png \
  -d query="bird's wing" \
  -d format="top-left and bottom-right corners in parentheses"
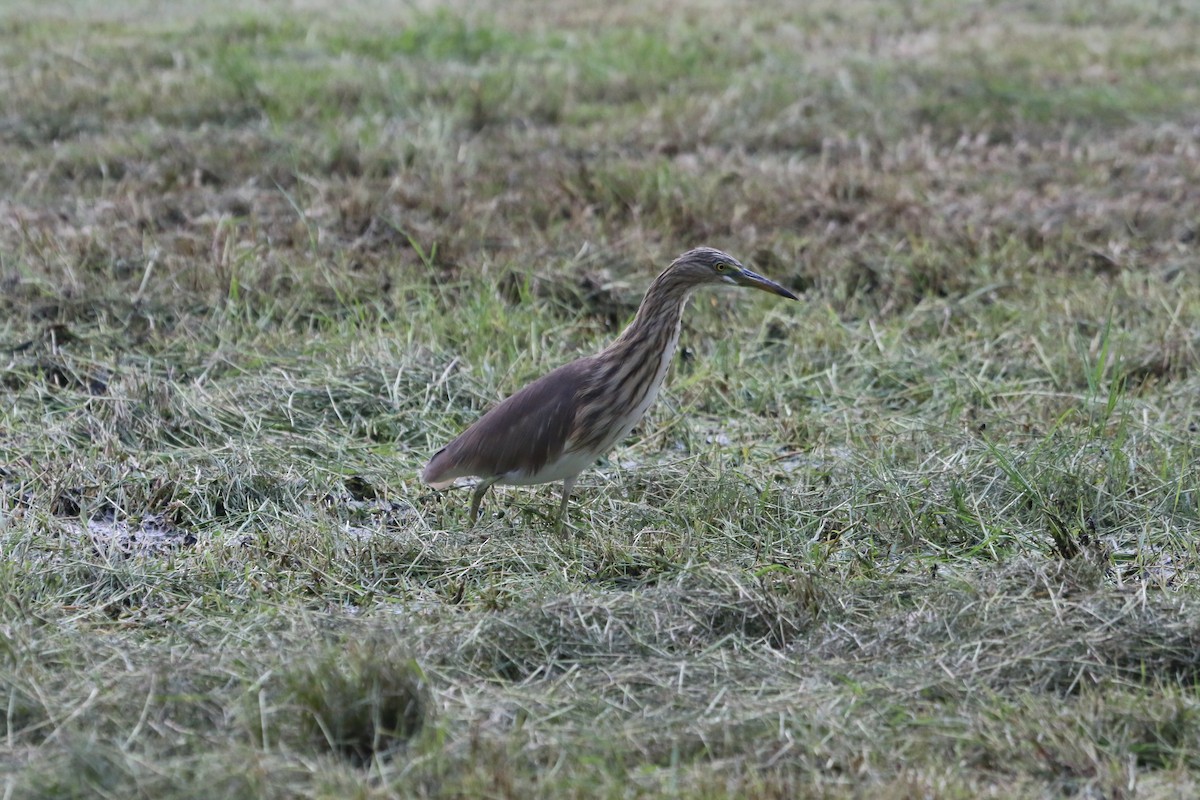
top-left (422, 358), bottom-right (591, 486)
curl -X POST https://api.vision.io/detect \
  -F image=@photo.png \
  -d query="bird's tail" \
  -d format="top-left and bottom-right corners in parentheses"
top-left (421, 446), bottom-right (459, 489)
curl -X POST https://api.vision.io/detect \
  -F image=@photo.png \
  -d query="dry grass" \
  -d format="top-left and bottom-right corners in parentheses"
top-left (2, 0), bottom-right (1199, 796)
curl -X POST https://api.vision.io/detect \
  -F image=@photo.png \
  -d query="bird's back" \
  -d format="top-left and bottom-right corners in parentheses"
top-left (422, 358), bottom-right (594, 488)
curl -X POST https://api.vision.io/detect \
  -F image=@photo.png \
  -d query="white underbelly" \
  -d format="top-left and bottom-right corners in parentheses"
top-left (499, 448), bottom-right (599, 486)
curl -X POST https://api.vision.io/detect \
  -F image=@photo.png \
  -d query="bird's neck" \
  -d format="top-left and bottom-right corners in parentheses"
top-left (603, 269), bottom-right (694, 363)
top-left (567, 270), bottom-right (695, 455)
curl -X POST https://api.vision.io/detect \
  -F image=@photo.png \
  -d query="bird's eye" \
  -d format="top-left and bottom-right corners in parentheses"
top-left (715, 262), bottom-right (728, 272)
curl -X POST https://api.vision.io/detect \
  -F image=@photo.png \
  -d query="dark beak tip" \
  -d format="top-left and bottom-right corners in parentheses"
top-left (743, 270), bottom-right (799, 301)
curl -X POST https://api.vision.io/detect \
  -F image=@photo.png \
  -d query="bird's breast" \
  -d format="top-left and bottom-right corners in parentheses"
top-left (567, 319), bottom-right (681, 458)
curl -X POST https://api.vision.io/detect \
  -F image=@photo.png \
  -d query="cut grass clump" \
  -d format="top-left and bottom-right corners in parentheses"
top-left (453, 565), bottom-right (823, 681)
top-left (272, 638), bottom-right (429, 766)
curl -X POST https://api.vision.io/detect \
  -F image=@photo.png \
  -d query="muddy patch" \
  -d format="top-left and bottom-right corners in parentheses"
top-left (66, 511), bottom-right (197, 557)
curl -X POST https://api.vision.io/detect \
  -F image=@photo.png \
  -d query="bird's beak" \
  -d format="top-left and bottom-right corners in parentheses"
top-left (734, 268), bottom-right (799, 300)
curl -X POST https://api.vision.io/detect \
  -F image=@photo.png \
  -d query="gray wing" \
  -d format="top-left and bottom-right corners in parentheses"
top-left (422, 358), bottom-right (592, 486)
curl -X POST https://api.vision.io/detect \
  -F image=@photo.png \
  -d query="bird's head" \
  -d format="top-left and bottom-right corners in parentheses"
top-left (670, 246), bottom-right (798, 300)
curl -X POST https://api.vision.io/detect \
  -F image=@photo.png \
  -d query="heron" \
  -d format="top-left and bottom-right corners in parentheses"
top-left (422, 247), bottom-right (797, 526)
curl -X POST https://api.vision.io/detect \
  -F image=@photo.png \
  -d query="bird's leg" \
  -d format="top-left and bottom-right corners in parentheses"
top-left (469, 478), bottom-right (499, 524)
top-left (555, 476), bottom-right (576, 532)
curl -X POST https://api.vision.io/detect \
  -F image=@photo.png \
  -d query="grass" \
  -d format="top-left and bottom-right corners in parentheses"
top-left (2, 0), bottom-right (1199, 796)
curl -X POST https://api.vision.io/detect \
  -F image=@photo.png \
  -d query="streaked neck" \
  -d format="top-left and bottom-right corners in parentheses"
top-left (603, 268), bottom-right (694, 361)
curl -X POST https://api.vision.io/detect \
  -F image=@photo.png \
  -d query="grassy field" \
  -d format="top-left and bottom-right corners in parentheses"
top-left (2, 0), bottom-right (1199, 796)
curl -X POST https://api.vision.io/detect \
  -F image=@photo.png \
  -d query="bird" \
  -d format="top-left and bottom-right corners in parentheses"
top-left (422, 246), bottom-right (798, 527)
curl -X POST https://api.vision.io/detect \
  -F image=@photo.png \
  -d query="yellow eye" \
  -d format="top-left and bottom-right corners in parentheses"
top-left (715, 262), bottom-right (728, 272)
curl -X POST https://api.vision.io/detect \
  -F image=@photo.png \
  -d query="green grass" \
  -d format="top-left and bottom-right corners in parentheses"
top-left (2, 0), bottom-right (1200, 796)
